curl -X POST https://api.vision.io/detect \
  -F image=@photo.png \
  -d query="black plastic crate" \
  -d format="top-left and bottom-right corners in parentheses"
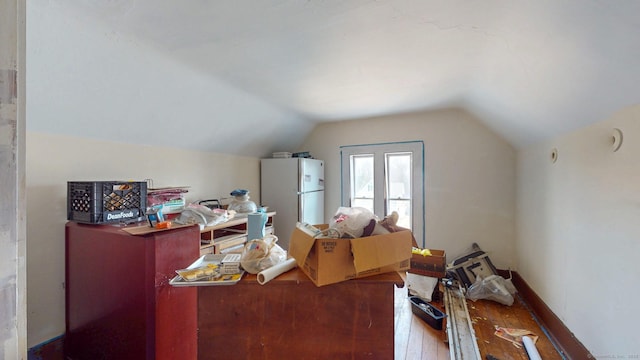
top-left (67, 181), bottom-right (147, 224)
top-left (409, 296), bottom-right (446, 330)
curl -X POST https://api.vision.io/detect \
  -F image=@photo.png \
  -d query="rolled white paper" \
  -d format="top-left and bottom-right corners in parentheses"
top-left (522, 336), bottom-right (542, 360)
top-left (257, 257), bottom-right (297, 285)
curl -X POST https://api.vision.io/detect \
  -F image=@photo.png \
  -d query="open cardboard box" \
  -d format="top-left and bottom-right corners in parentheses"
top-left (288, 224), bottom-right (413, 287)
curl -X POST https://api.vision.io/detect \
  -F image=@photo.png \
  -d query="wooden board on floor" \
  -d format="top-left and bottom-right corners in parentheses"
top-left (467, 294), bottom-right (564, 360)
top-left (445, 285), bottom-right (482, 359)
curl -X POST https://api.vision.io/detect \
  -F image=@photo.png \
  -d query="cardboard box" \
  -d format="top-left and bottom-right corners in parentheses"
top-left (408, 249), bottom-right (446, 278)
top-left (289, 224), bottom-right (413, 287)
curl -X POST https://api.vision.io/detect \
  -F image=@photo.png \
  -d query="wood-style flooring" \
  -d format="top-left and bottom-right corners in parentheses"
top-left (394, 283), bottom-right (565, 360)
top-left (395, 284), bottom-right (449, 359)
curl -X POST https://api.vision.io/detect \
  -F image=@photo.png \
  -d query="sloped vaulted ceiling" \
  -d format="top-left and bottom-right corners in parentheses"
top-left (27, 0), bottom-right (640, 156)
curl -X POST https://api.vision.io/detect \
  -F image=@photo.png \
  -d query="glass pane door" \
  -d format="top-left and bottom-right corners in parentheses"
top-left (350, 154), bottom-right (374, 212)
top-left (341, 141), bottom-right (424, 245)
top-left (386, 152), bottom-right (412, 229)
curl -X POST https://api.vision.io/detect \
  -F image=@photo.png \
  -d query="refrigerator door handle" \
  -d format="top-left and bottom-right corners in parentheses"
top-left (296, 189), bottom-right (322, 196)
top-left (299, 194), bottom-right (304, 223)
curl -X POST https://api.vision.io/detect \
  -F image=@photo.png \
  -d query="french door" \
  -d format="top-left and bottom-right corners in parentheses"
top-left (340, 141), bottom-right (424, 246)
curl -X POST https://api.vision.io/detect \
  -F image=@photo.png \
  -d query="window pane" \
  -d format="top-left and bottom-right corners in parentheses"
top-left (352, 199), bottom-right (374, 213)
top-left (351, 154), bottom-right (374, 199)
top-left (389, 199), bottom-right (412, 229)
top-left (386, 153), bottom-right (411, 199)
top-left (386, 153), bottom-right (412, 230)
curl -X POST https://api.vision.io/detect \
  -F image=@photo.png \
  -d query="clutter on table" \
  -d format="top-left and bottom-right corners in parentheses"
top-left (227, 189), bottom-right (258, 214)
top-left (170, 254), bottom-right (245, 286)
top-left (239, 235), bottom-right (286, 274)
top-left (147, 186), bottom-right (189, 214)
top-left (197, 199), bottom-right (223, 209)
top-left (288, 206), bottom-right (414, 287)
top-left (174, 203), bottom-right (234, 230)
top-left (67, 180), bottom-right (147, 224)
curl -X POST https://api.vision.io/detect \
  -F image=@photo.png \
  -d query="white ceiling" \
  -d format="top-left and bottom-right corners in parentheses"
top-left (34, 0), bottom-right (640, 155)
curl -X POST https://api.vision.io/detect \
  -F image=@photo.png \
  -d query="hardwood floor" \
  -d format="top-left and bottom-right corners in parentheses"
top-left (395, 284), bottom-right (449, 360)
top-left (394, 282), bottom-right (565, 360)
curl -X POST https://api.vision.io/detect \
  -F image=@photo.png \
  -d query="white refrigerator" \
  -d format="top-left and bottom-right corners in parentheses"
top-left (260, 158), bottom-right (324, 250)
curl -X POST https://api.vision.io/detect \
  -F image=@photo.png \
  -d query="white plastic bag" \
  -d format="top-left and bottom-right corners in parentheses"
top-left (240, 235), bottom-right (287, 274)
top-left (466, 274), bottom-right (517, 306)
top-left (329, 207), bottom-right (379, 238)
top-left (175, 203), bottom-right (230, 229)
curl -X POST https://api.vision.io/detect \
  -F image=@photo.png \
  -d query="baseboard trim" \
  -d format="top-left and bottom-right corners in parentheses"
top-left (27, 335), bottom-right (64, 360)
top-left (497, 269), bottom-right (592, 359)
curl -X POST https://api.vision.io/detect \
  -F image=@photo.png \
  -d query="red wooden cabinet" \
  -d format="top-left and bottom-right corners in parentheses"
top-left (64, 222), bottom-right (200, 360)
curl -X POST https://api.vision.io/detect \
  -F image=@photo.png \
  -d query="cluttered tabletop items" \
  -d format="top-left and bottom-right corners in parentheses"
top-left (67, 181), bottom-right (445, 290)
top-left (169, 206), bottom-right (417, 287)
top-left (120, 187), bottom-right (264, 234)
top-left (66, 181), bottom-right (421, 287)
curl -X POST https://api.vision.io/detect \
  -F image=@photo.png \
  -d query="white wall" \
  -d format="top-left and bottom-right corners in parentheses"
top-left (300, 108), bottom-right (517, 269)
top-left (26, 132), bottom-right (260, 346)
top-left (26, 1), bottom-right (306, 157)
top-left (517, 105), bottom-right (640, 356)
